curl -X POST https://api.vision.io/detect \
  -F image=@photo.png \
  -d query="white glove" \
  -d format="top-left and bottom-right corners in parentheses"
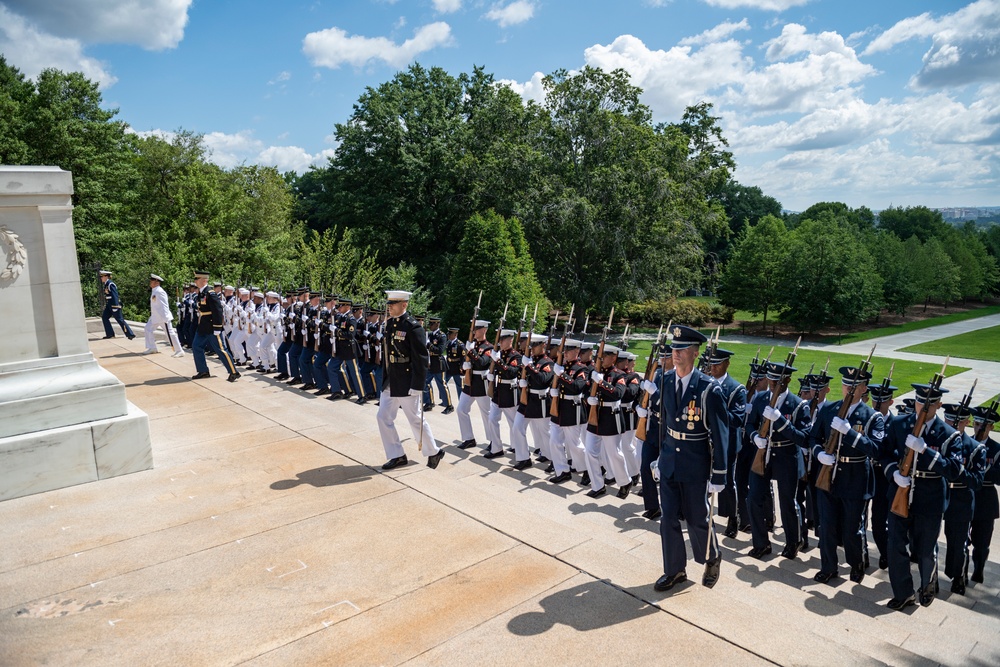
top-left (708, 483), bottom-right (725, 495)
top-left (462, 362), bottom-right (472, 371)
top-left (490, 350), bottom-right (501, 362)
top-left (636, 406), bottom-right (648, 418)
top-left (552, 363), bottom-right (565, 376)
top-left (408, 388), bottom-right (421, 397)
top-left (587, 396), bottom-right (599, 406)
top-left (905, 434), bottom-right (927, 453)
top-left (518, 379), bottom-right (528, 388)
top-left (831, 417), bottom-right (851, 434)
top-left (651, 460), bottom-right (660, 483)
top-left (465, 341), bottom-right (475, 351)
top-left (762, 405), bottom-right (781, 422)
top-left (375, 332), bottom-right (383, 341)
top-left (753, 435), bottom-right (768, 449)
top-left (361, 329), bottom-right (369, 337)
top-left (521, 355), bottom-right (532, 367)
top-left (591, 371), bottom-right (604, 385)
top-left (641, 379), bottom-right (658, 395)
top-left (817, 451), bottom-right (836, 466)
top-left (893, 470), bottom-right (911, 488)
top-left (486, 373), bottom-right (495, 383)
top-left (744, 403), bottom-right (753, 416)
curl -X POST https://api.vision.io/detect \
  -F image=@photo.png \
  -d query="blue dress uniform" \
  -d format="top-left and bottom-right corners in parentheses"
top-left (747, 363), bottom-right (812, 559)
top-left (735, 363), bottom-right (769, 532)
top-left (423, 320), bottom-right (453, 412)
top-left (941, 403), bottom-right (986, 595)
top-left (638, 350), bottom-right (669, 518)
top-left (702, 348), bottom-right (747, 538)
top-left (99, 272), bottom-right (135, 339)
top-left (286, 290), bottom-right (308, 384)
top-left (297, 295), bottom-right (320, 390)
top-left (311, 307), bottom-right (334, 395)
top-left (881, 384), bottom-right (965, 609)
top-left (445, 329), bottom-right (464, 398)
top-left (358, 312), bottom-right (383, 398)
top-left (334, 302), bottom-right (366, 403)
top-left (969, 404), bottom-right (1000, 584)
top-left (809, 366), bottom-right (885, 583)
top-left (867, 383), bottom-right (897, 570)
top-left (274, 294), bottom-right (295, 380)
top-left (655, 326), bottom-right (729, 592)
top-left (190, 272), bottom-right (238, 381)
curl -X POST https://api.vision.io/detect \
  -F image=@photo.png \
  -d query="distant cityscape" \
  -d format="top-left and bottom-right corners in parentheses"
top-left (933, 206), bottom-right (1000, 222)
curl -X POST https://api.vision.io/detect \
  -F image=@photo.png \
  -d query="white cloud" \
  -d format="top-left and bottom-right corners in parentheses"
top-left (2, 0), bottom-right (191, 50)
top-left (496, 71), bottom-right (546, 104)
top-left (268, 71), bottom-right (291, 85)
top-left (0, 6), bottom-right (117, 88)
top-left (484, 1), bottom-right (536, 28)
top-left (863, 0), bottom-right (1000, 89)
top-left (701, 0), bottom-right (810, 10)
top-left (679, 19), bottom-right (751, 46)
top-left (432, 0), bottom-right (462, 12)
top-left (303, 22), bottom-right (453, 69)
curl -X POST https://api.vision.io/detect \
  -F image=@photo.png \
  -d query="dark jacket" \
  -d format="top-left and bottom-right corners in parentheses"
top-left (657, 368), bottom-right (730, 486)
top-left (196, 286), bottom-right (225, 335)
top-left (382, 312), bottom-right (429, 397)
top-left (809, 400), bottom-right (884, 500)
top-left (880, 414), bottom-right (964, 515)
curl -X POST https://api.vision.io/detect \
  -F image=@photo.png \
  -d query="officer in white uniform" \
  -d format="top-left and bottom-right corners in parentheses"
top-left (143, 274), bottom-right (184, 357)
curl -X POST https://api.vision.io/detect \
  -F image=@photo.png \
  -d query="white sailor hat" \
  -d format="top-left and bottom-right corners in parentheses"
top-left (474, 319), bottom-right (490, 328)
top-left (99, 270), bottom-right (112, 276)
top-left (149, 274), bottom-right (163, 282)
top-left (238, 287), bottom-right (250, 295)
top-left (224, 285), bottom-right (235, 291)
top-left (266, 291), bottom-right (279, 298)
top-left (252, 291), bottom-right (264, 298)
top-left (385, 290), bottom-right (412, 302)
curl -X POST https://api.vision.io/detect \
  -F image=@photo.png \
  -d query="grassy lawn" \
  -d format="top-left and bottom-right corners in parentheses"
top-left (897, 324), bottom-right (1000, 362)
top-left (821, 305), bottom-right (1000, 345)
top-left (627, 339), bottom-right (971, 391)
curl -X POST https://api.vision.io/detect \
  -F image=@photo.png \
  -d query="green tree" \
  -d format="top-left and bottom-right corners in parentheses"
top-left (868, 230), bottom-right (918, 316)
top-left (0, 56), bottom-right (33, 163)
top-left (910, 236), bottom-right (960, 310)
top-left (382, 262), bottom-right (434, 318)
top-left (710, 180), bottom-right (783, 258)
top-left (718, 214), bottom-right (790, 327)
top-left (877, 205), bottom-right (949, 242)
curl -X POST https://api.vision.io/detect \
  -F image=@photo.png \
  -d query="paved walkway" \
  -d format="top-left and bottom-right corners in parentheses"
top-left (2, 328), bottom-right (999, 666)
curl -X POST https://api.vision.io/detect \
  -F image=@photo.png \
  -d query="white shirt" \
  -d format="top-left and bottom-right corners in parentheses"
top-left (148, 285), bottom-right (173, 322)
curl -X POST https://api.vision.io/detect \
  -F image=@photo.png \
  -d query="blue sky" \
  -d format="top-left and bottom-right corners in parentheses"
top-left (2, 0), bottom-right (998, 211)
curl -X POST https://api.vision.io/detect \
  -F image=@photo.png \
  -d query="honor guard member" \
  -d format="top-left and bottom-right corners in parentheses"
top-left (701, 347), bottom-right (746, 538)
top-left (376, 290), bottom-right (445, 470)
top-left (800, 370), bottom-right (832, 543)
top-left (583, 345), bottom-right (633, 498)
top-left (143, 274), bottom-right (184, 357)
top-left (511, 333), bottom-right (555, 471)
top-left (867, 381), bottom-right (897, 569)
top-left (484, 329), bottom-right (519, 459)
top-left (941, 401), bottom-right (985, 595)
top-left (457, 320), bottom-right (494, 449)
top-left (735, 362), bottom-right (767, 532)
top-left (617, 351), bottom-right (643, 485)
top-left (359, 308), bottom-right (383, 399)
top-left (352, 304), bottom-right (371, 396)
top-left (259, 291), bottom-right (282, 373)
top-left (423, 317), bottom-right (454, 414)
top-left (747, 361), bottom-right (811, 561)
top-left (285, 288), bottom-right (309, 385)
top-left (969, 404), bottom-right (999, 585)
top-left (881, 383), bottom-right (965, 610)
top-left (311, 303), bottom-right (335, 396)
top-left (653, 325), bottom-right (729, 592)
top-left (296, 291), bottom-right (321, 391)
top-left (445, 327), bottom-right (464, 398)
top-left (274, 291), bottom-right (296, 380)
top-left (99, 270), bottom-right (136, 340)
top-left (636, 342), bottom-right (673, 519)
top-left (809, 366), bottom-right (884, 584)
top-left (190, 270), bottom-right (238, 382)
top-left (246, 291), bottom-right (266, 370)
top-left (548, 337), bottom-right (589, 484)
top-left (334, 299), bottom-right (367, 404)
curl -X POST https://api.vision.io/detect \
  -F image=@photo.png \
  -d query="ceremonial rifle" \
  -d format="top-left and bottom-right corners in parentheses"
top-left (519, 303), bottom-right (540, 406)
top-left (751, 337), bottom-right (801, 476)
top-left (744, 347), bottom-right (762, 394)
top-left (620, 324), bottom-right (631, 351)
top-left (635, 323), bottom-right (665, 441)
top-left (974, 400), bottom-right (999, 442)
top-left (699, 326), bottom-right (721, 373)
top-left (587, 308), bottom-right (615, 427)
top-left (815, 345), bottom-right (876, 492)
top-left (549, 304), bottom-right (575, 419)
top-left (463, 290), bottom-right (484, 388)
top-left (872, 363), bottom-right (896, 412)
top-left (548, 309), bottom-right (561, 349)
top-left (799, 363), bottom-right (815, 398)
top-left (580, 313), bottom-right (590, 340)
top-left (891, 358), bottom-right (950, 519)
top-left (486, 300), bottom-right (509, 398)
top-left (809, 358), bottom-right (831, 414)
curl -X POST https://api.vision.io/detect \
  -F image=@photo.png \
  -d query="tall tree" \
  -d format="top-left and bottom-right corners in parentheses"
top-left (718, 214), bottom-right (790, 327)
top-left (710, 180), bottom-right (783, 258)
top-left (867, 229), bottom-right (919, 316)
top-left (877, 205), bottom-right (950, 242)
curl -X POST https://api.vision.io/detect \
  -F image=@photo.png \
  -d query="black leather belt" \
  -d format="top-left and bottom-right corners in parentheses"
top-left (948, 483), bottom-right (967, 489)
top-left (838, 456), bottom-right (867, 464)
top-left (913, 471), bottom-right (941, 479)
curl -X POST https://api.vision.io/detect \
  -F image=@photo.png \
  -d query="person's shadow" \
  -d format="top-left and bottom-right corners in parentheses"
top-left (507, 579), bottom-right (658, 635)
top-left (269, 465), bottom-right (374, 490)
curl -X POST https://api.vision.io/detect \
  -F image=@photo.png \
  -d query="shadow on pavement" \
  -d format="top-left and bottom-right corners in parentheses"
top-left (507, 579), bottom-right (658, 635)
top-left (269, 464), bottom-right (375, 490)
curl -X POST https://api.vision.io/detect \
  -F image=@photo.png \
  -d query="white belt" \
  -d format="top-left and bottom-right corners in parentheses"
top-left (602, 400), bottom-right (621, 410)
top-left (498, 379), bottom-right (516, 386)
top-left (529, 388), bottom-right (549, 396)
top-left (473, 370), bottom-right (488, 376)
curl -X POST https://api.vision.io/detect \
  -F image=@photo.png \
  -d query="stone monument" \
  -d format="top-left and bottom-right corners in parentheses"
top-left (0, 166), bottom-right (152, 501)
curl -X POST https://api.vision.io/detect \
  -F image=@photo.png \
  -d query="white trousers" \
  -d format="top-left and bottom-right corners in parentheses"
top-left (258, 331), bottom-right (278, 368)
top-left (230, 329), bottom-right (248, 362)
top-left (376, 390), bottom-right (439, 460)
top-left (585, 432), bottom-right (631, 489)
top-left (487, 403), bottom-right (517, 454)
top-left (457, 393), bottom-right (491, 443)
top-left (548, 422), bottom-right (585, 475)
top-left (144, 319), bottom-right (182, 354)
top-left (511, 413), bottom-right (550, 462)
top-left (246, 331), bottom-right (262, 366)
top-left (620, 429), bottom-right (640, 478)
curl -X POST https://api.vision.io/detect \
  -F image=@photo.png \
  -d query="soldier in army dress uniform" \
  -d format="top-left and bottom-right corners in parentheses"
top-left (99, 270), bottom-right (136, 340)
top-left (190, 270), bottom-right (239, 382)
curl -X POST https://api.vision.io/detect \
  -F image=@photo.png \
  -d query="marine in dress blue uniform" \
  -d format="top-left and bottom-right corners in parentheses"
top-left (654, 326), bottom-right (729, 592)
top-left (809, 366), bottom-right (885, 584)
top-left (422, 317), bottom-right (454, 414)
top-left (701, 347), bottom-right (747, 538)
top-left (99, 270), bottom-right (135, 340)
top-left (969, 404), bottom-right (1000, 585)
top-left (445, 327), bottom-right (464, 398)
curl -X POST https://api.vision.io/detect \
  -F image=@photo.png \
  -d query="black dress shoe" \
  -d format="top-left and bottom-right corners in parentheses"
top-left (426, 450), bottom-right (445, 469)
top-left (579, 472), bottom-right (591, 487)
top-left (780, 544), bottom-right (799, 560)
top-left (642, 508), bottom-right (662, 520)
top-left (301, 383), bottom-right (316, 390)
top-left (328, 392), bottom-right (345, 400)
top-left (631, 474), bottom-right (640, 486)
top-left (227, 372), bottom-right (241, 383)
top-left (918, 587), bottom-right (935, 607)
top-left (482, 449), bottom-right (505, 459)
top-left (191, 371), bottom-right (211, 380)
top-left (543, 463), bottom-right (554, 474)
top-left (287, 378), bottom-right (303, 386)
top-left (738, 523), bottom-right (751, 533)
top-left (315, 388), bottom-right (330, 396)
top-left (971, 569), bottom-right (984, 584)
top-left (550, 471), bottom-right (572, 484)
top-left (748, 545), bottom-right (772, 560)
top-left (703, 555), bottom-right (722, 588)
top-left (457, 439), bottom-right (477, 450)
top-left (535, 455), bottom-right (550, 463)
top-left (950, 577), bottom-right (966, 596)
top-left (126, 334), bottom-right (135, 340)
top-left (275, 373), bottom-right (289, 381)
top-left (654, 571), bottom-right (687, 592)
top-left (724, 518), bottom-right (738, 539)
top-left (879, 555), bottom-right (888, 570)
top-left (863, 555), bottom-right (870, 571)
top-left (356, 397), bottom-right (367, 405)
top-left (887, 595), bottom-right (916, 611)
top-left (423, 404), bottom-right (434, 411)
top-left (813, 570), bottom-right (837, 584)
top-left (585, 486), bottom-right (607, 498)
top-left (442, 406), bottom-right (454, 415)
top-left (616, 482), bottom-right (633, 499)
top-left (850, 563), bottom-right (865, 584)
top-left (102, 335), bottom-right (115, 339)
top-left (512, 459), bottom-right (532, 471)
top-left (382, 456), bottom-right (408, 470)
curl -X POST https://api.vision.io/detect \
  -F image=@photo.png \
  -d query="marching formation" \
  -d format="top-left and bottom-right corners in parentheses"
top-left (155, 271), bottom-right (999, 611)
